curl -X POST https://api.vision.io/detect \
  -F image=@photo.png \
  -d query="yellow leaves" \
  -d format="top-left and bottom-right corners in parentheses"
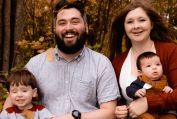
top-left (33, 0), bottom-right (54, 18)
top-left (16, 37), bottom-right (47, 53)
top-left (46, 0), bottom-right (59, 4)
top-left (44, 6), bottom-right (50, 12)
top-left (35, 9), bottom-right (42, 18)
top-left (39, 36), bottom-right (44, 42)
top-left (16, 39), bottom-right (29, 49)
top-left (31, 41), bottom-right (43, 49)
top-left (90, 0), bottom-right (97, 4)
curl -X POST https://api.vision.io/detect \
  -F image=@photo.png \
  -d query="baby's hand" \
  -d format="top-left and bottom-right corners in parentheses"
top-left (135, 88), bottom-right (146, 98)
top-left (163, 86), bottom-right (173, 93)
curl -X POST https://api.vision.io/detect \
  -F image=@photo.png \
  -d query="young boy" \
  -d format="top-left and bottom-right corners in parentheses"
top-left (0, 69), bottom-right (55, 119)
top-left (126, 51), bottom-right (176, 119)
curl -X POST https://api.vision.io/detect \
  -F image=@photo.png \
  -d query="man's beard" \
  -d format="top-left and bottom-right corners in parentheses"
top-left (55, 30), bottom-right (87, 54)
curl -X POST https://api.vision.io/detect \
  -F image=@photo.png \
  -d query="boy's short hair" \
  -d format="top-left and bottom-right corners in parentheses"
top-left (136, 51), bottom-right (160, 70)
top-left (6, 69), bottom-right (38, 91)
top-left (54, 0), bottom-right (87, 22)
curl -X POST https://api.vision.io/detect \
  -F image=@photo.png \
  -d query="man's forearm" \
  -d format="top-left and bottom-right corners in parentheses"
top-left (81, 108), bottom-right (116, 119)
top-left (80, 100), bottom-right (117, 119)
top-left (54, 100), bottom-right (117, 119)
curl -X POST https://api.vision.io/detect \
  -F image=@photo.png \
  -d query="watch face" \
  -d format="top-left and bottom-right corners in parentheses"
top-left (72, 110), bottom-right (81, 119)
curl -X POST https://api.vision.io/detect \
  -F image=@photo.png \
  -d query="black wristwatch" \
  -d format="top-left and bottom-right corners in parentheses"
top-left (72, 110), bottom-right (81, 119)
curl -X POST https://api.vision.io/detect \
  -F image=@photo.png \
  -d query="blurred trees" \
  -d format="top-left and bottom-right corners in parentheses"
top-left (0, 0), bottom-right (177, 72)
top-left (0, 0), bottom-right (176, 75)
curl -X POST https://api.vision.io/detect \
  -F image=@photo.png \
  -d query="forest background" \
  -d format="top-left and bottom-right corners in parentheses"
top-left (0, 0), bottom-right (177, 110)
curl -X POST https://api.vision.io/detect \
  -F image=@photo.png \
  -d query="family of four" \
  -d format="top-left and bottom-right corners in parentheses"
top-left (1, 0), bottom-right (177, 119)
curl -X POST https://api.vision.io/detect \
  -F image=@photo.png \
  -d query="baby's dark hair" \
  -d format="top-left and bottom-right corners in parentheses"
top-left (136, 51), bottom-right (160, 70)
top-left (54, 0), bottom-right (87, 22)
top-left (6, 69), bottom-right (38, 91)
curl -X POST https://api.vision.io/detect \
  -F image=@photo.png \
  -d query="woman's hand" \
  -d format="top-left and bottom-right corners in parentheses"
top-left (128, 97), bottom-right (148, 118)
top-left (115, 105), bottom-right (128, 119)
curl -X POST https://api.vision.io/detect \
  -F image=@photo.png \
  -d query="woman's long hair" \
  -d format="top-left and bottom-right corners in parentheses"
top-left (110, 0), bottom-right (177, 60)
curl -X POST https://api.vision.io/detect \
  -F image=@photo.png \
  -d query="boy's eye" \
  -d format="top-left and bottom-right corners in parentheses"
top-left (12, 91), bottom-right (17, 93)
top-left (22, 90), bottom-right (28, 92)
top-left (10, 90), bottom-right (17, 93)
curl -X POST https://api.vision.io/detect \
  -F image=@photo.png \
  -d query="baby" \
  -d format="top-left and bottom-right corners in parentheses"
top-left (126, 51), bottom-right (176, 119)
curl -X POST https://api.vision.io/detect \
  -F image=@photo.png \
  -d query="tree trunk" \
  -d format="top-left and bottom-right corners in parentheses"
top-left (2, 0), bottom-right (11, 71)
top-left (0, 0), bottom-right (24, 72)
top-left (0, 0), bottom-right (4, 71)
top-left (13, 0), bottom-right (25, 68)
